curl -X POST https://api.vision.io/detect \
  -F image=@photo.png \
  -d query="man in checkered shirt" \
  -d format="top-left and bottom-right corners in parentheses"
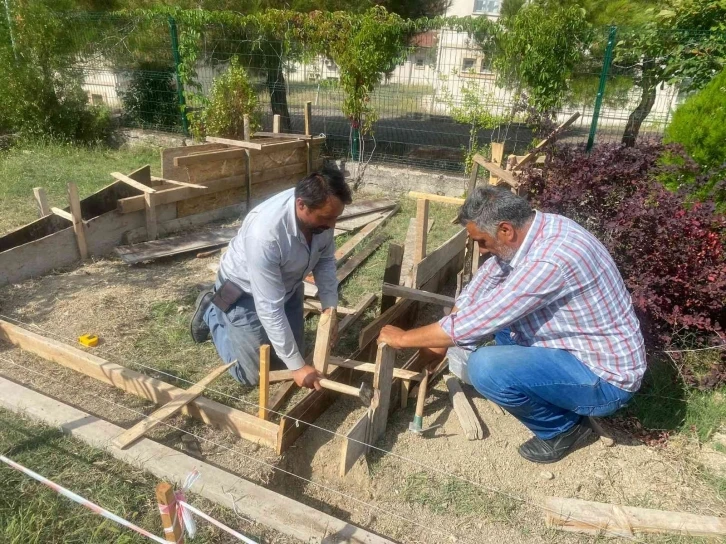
top-left (379, 186), bottom-right (646, 463)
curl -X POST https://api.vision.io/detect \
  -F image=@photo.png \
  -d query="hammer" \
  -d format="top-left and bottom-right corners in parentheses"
top-left (319, 378), bottom-right (373, 406)
top-left (408, 370), bottom-right (438, 435)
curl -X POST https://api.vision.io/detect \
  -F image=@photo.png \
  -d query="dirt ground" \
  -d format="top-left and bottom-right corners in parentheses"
top-left (1, 203), bottom-right (725, 544)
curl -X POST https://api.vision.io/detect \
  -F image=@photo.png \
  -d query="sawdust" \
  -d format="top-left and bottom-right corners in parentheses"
top-left (1, 245), bottom-right (725, 544)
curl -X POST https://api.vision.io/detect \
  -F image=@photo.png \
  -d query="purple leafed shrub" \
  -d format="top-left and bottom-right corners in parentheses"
top-left (518, 143), bottom-right (726, 368)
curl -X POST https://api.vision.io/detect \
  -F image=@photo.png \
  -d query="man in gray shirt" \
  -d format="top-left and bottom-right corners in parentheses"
top-left (190, 166), bottom-right (352, 390)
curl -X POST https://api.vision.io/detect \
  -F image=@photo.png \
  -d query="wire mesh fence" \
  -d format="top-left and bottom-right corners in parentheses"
top-left (6, 12), bottom-right (710, 174)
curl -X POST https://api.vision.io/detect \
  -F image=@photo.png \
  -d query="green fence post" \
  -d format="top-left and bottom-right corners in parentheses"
top-left (586, 25), bottom-right (617, 152)
top-left (168, 16), bottom-right (189, 136)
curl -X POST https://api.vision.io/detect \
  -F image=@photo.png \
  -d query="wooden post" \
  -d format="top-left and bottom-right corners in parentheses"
top-left (366, 343), bottom-right (396, 453)
top-left (67, 183), bottom-right (88, 260)
top-left (273, 114), bottom-right (281, 134)
top-left (144, 192), bottom-right (158, 241)
top-left (242, 113), bottom-right (253, 211)
top-left (445, 375), bottom-right (484, 440)
top-left (381, 243), bottom-right (404, 313)
top-left (243, 114), bottom-right (251, 141)
top-left (313, 309), bottom-right (337, 375)
top-left (304, 101), bottom-right (312, 174)
top-left (156, 482), bottom-right (184, 543)
top-left (414, 199), bottom-right (429, 265)
top-left (258, 345), bottom-right (270, 420)
top-left (489, 142), bottom-right (505, 185)
top-left (33, 187), bottom-right (50, 217)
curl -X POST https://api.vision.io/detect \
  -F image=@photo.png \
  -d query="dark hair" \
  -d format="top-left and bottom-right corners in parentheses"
top-left (458, 186), bottom-right (534, 235)
top-left (295, 163), bottom-right (353, 209)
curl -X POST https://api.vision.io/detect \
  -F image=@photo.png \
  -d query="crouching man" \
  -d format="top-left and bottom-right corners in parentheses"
top-left (190, 166), bottom-right (352, 391)
top-left (379, 186), bottom-right (645, 463)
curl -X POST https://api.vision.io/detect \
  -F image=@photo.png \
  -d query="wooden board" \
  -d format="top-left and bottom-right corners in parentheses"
top-left (313, 310), bottom-right (337, 375)
top-left (111, 172), bottom-right (156, 194)
top-left (0, 226), bottom-right (79, 286)
top-left (514, 112), bottom-right (580, 171)
top-left (335, 205), bottom-right (398, 265)
top-left (358, 298), bottom-right (415, 351)
top-left (177, 187), bottom-right (245, 218)
top-left (329, 356), bottom-right (423, 381)
top-left (380, 244), bottom-right (404, 313)
top-left (445, 375), bottom-right (484, 440)
top-left (113, 363), bottom-right (234, 448)
top-left (339, 408), bottom-right (369, 476)
top-left (382, 283), bottom-right (455, 307)
top-left (335, 234), bottom-right (387, 285)
top-left (339, 199), bottom-right (396, 221)
top-left (472, 155), bottom-right (519, 188)
top-left (161, 143), bottom-right (227, 181)
top-left (407, 192), bottom-right (464, 205)
top-left (115, 227), bottom-right (238, 264)
top-left (544, 496), bottom-right (726, 538)
top-left (400, 218), bottom-right (417, 287)
top-left (0, 320), bottom-right (278, 448)
top-left (368, 344), bottom-right (396, 447)
top-left (414, 199), bottom-right (429, 264)
top-left (335, 211), bottom-right (387, 232)
top-left (414, 229), bottom-right (467, 288)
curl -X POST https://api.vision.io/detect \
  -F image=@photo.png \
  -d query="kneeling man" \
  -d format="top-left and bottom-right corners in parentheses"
top-left (379, 186), bottom-right (645, 463)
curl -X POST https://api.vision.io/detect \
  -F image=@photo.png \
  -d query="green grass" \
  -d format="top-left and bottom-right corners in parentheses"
top-left (0, 408), bottom-right (263, 543)
top-left (0, 139), bottom-right (159, 235)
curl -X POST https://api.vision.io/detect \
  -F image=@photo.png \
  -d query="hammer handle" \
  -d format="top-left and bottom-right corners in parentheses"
top-left (415, 371), bottom-right (429, 418)
top-left (319, 378), bottom-right (361, 398)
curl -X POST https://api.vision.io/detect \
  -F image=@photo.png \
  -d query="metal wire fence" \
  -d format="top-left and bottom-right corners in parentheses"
top-left (19, 14), bottom-right (712, 173)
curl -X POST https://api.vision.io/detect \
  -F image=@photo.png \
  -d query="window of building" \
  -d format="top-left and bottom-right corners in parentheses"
top-left (480, 57), bottom-right (493, 73)
top-left (415, 58), bottom-right (425, 70)
top-left (462, 58), bottom-right (476, 71)
top-left (91, 94), bottom-right (104, 106)
top-left (474, 0), bottom-right (502, 15)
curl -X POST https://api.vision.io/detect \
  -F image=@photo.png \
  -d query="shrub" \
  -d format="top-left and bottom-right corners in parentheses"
top-left (519, 143), bottom-right (726, 360)
top-left (120, 63), bottom-right (182, 131)
top-left (665, 68), bottom-right (726, 170)
top-left (188, 58), bottom-right (260, 140)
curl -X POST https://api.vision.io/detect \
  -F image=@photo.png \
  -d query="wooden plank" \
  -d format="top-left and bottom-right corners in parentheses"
top-left (382, 283), bottom-right (455, 307)
top-left (337, 293), bottom-right (377, 335)
top-left (243, 114), bottom-right (251, 140)
top-left (335, 234), bottom-right (386, 285)
top-left (151, 176), bottom-right (207, 189)
top-left (258, 345), bottom-right (270, 420)
top-left (514, 112), bottom-right (580, 171)
top-left (111, 172), bottom-right (156, 194)
top-left (51, 207), bottom-right (73, 222)
top-left (335, 205), bottom-right (398, 264)
top-left (339, 199), bottom-right (396, 221)
top-left (33, 187), bottom-right (50, 217)
top-left (206, 136), bottom-right (264, 151)
top-left (400, 218), bottom-right (417, 288)
top-left (414, 199), bottom-right (429, 264)
top-left (472, 155), bottom-right (519, 188)
top-left (67, 183), bottom-right (88, 260)
top-left (368, 344), bottom-right (395, 447)
top-left (144, 192), bottom-right (157, 240)
top-left (115, 227), bottom-right (238, 265)
top-left (303, 300), bottom-right (355, 315)
top-left (381, 244), bottom-right (404, 313)
top-left (174, 147), bottom-right (247, 167)
top-left (113, 363), bottom-right (234, 449)
top-left (254, 132), bottom-right (312, 140)
top-left (445, 375), bottom-right (484, 440)
top-left (335, 211), bottom-right (386, 232)
top-left (177, 186), bottom-right (244, 218)
top-left (339, 409), bottom-right (369, 476)
top-left (414, 228), bottom-right (467, 288)
top-left (407, 191), bottom-right (464, 205)
top-left (156, 482), bottom-right (184, 543)
top-left (358, 298), bottom-right (415, 351)
top-left (313, 310), bottom-right (337, 375)
top-left (0, 320), bottom-right (279, 448)
top-left (272, 114), bottom-right (280, 133)
top-left (329, 357), bottom-right (423, 381)
top-left (544, 496), bottom-right (726, 538)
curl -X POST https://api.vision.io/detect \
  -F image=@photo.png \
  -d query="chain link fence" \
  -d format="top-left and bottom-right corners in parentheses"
top-left (36, 14), bottom-right (703, 173)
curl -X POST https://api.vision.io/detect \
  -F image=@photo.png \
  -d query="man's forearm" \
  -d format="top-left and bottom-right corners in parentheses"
top-left (398, 323), bottom-right (455, 349)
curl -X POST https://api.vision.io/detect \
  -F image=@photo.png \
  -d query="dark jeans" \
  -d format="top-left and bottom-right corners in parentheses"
top-left (203, 283), bottom-right (305, 385)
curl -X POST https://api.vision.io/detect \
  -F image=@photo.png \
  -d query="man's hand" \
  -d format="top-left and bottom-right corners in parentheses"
top-left (378, 325), bottom-right (407, 349)
top-left (322, 307), bottom-right (339, 347)
top-left (292, 364), bottom-right (322, 390)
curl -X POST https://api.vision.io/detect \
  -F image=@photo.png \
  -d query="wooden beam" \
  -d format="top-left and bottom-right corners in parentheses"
top-left (254, 132), bottom-right (312, 140)
top-left (407, 191), bottom-right (464, 205)
top-left (272, 115), bottom-right (280, 133)
top-left (156, 482), bottom-right (184, 543)
top-left (313, 309), bottom-right (337, 375)
top-left (367, 344), bottom-right (396, 448)
top-left (472, 155), bottom-right (519, 188)
top-left (339, 199), bottom-right (397, 221)
top-left (382, 283), bottom-right (454, 307)
top-left (67, 182), bottom-right (88, 260)
top-left (144, 192), bottom-right (158, 241)
top-left (113, 362), bottom-right (234, 449)
top-left (151, 176), bottom-right (207, 189)
top-left (414, 199), bottom-right (429, 264)
top-left (303, 300), bottom-right (355, 315)
top-left (414, 228), bottom-right (467, 288)
top-left (329, 356), bottom-right (423, 381)
top-left (206, 136), bottom-right (263, 151)
top-left (174, 147), bottom-right (247, 166)
top-left (0, 320), bottom-right (278, 448)
top-left (514, 112), bottom-right (580, 171)
top-left (335, 205), bottom-right (398, 265)
top-left (381, 244), bottom-right (404, 313)
top-left (489, 142), bottom-right (505, 185)
top-left (243, 114), bottom-right (251, 141)
top-left (33, 187), bottom-right (50, 217)
top-left (358, 298), bottom-right (415, 351)
top-left (445, 375), bottom-right (484, 440)
top-left (258, 345), bottom-right (270, 420)
top-left (544, 496), bottom-right (726, 539)
top-left (51, 207), bottom-right (73, 222)
top-left (111, 172), bottom-right (157, 194)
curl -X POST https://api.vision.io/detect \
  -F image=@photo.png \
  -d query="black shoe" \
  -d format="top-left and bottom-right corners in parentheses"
top-left (518, 422), bottom-right (593, 464)
top-left (190, 290), bottom-right (213, 343)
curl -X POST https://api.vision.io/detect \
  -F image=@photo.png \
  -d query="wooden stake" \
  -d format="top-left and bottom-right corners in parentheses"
top-left (407, 191), bottom-right (464, 206)
top-left (366, 343), bottom-right (396, 452)
top-left (304, 101), bottom-right (313, 174)
top-left (489, 142), bottom-right (505, 185)
top-left (67, 183), bottom-right (88, 260)
top-left (258, 345), bottom-right (270, 420)
top-left (33, 187), bottom-right (50, 217)
top-left (243, 114), bottom-right (251, 141)
top-left (313, 309), bottom-right (337, 375)
top-left (273, 114), bottom-right (281, 134)
top-left (381, 243), bottom-right (404, 313)
top-left (156, 482), bottom-right (184, 543)
top-left (144, 192), bottom-right (158, 241)
top-left (445, 375), bottom-right (484, 440)
top-left (414, 199), bottom-right (429, 265)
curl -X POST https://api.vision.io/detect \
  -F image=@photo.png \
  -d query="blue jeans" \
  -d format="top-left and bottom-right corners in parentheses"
top-left (203, 282), bottom-right (305, 386)
top-left (466, 330), bottom-right (633, 440)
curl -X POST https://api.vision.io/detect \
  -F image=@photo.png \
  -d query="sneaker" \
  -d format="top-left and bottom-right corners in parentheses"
top-left (190, 289), bottom-right (213, 343)
top-left (517, 422), bottom-right (593, 464)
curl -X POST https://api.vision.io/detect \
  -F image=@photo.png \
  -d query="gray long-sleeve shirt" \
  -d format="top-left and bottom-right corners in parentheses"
top-left (218, 188), bottom-right (338, 370)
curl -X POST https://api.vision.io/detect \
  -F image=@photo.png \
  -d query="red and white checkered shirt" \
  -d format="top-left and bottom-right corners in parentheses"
top-left (439, 211), bottom-right (646, 391)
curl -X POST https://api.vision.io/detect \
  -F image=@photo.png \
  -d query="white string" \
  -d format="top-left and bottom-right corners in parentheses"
top-left (0, 350), bottom-right (648, 542)
top-left (177, 501), bottom-right (257, 544)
